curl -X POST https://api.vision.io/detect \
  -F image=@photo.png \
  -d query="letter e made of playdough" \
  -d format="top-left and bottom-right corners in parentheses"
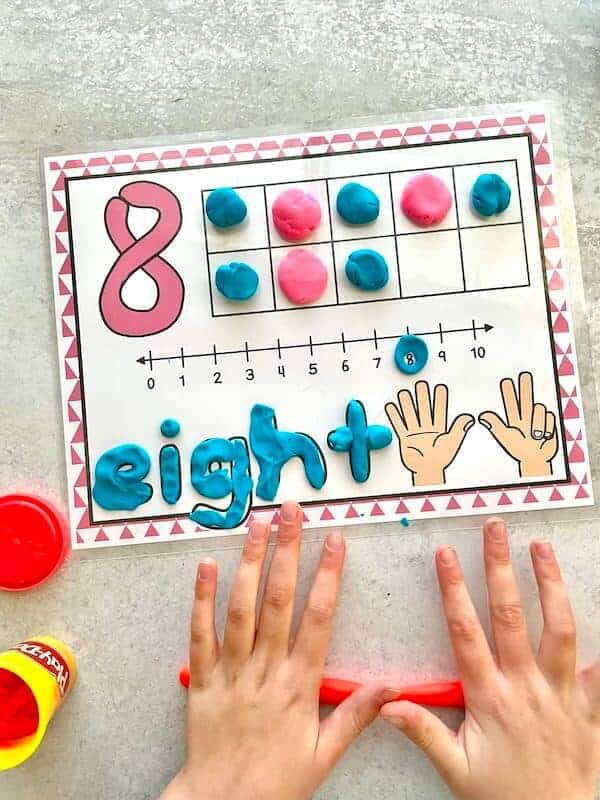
top-left (249, 404), bottom-right (327, 501)
top-left (92, 443), bottom-right (153, 511)
top-left (189, 437), bottom-right (253, 529)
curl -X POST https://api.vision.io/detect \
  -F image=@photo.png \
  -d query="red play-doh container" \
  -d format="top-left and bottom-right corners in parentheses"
top-left (0, 495), bottom-right (70, 591)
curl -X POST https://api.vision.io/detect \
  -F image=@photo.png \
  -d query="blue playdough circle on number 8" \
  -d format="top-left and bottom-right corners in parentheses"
top-left (394, 334), bottom-right (428, 375)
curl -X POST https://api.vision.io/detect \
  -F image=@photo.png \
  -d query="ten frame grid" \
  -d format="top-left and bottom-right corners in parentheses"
top-left (202, 158), bottom-right (529, 318)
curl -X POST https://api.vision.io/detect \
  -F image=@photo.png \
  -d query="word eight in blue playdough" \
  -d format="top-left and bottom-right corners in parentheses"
top-left (394, 334), bottom-right (429, 375)
top-left (92, 443), bottom-right (153, 510)
top-left (250, 404), bottom-right (326, 501)
top-left (205, 187), bottom-right (247, 228)
top-left (336, 182), bottom-right (380, 225)
top-left (215, 262), bottom-right (259, 301)
top-left (470, 173), bottom-right (511, 217)
top-left (328, 400), bottom-right (392, 482)
top-left (190, 437), bottom-right (253, 528)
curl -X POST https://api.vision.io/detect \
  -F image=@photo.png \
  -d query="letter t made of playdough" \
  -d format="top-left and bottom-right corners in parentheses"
top-left (249, 404), bottom-right (327, 501)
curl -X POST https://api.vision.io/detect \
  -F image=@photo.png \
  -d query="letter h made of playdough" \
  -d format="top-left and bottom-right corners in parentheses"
top-left (249, 404), bottom-right (326, 501)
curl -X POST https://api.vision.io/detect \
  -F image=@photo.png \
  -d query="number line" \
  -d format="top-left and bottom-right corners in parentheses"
top-left (137, 323), bottom-right (493, 367)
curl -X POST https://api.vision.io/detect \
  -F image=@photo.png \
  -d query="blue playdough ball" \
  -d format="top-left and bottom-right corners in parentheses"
top-left (470, 173), bottom-right (511, 217)
top-left (215, 262), bottom-right (259, 301)
top-left (394, 334), bottom-right (428, 375)
top-left (345, 249), bottom-right (389, 291)
top-left (206, 187), bottom-right (247, 228)
top-left (336, 182), bottom-right (380, 225)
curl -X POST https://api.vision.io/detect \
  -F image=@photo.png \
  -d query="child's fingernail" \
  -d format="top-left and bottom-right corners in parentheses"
top-left (249, 522), bottom-right (267, 543)
top-left (533, 429), bottom-right (543, 440)
top-left (325, 531), bottom-right (344, 552)
top-left (479, 416), bottom-right (491, 430)
top-left (197, 558), bottom-right (213, 581)
top-left (534, 540), bottom-right (554, 559)
top-left (464, 419), bottom-right (475, 431)
top-left (280, 500), bottom-right (299, 522)
top-left (486, 517), bottom-right (506, 541)
top-left (439, 546), bottom-right (456, 566)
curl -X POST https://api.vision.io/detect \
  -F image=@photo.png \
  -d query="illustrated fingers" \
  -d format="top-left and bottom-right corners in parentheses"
top-left (433, 384), bottom-right (448, 430)
top-left (436, 546), bottom-right (497, 696)
top-left (415, 381), bottom-right (433, 428)
top-left (518, 371), bottom-right (534, 425)
top-left (254, 501), bottom-right (303, 661)
top-left (385, 402), bottom-right (407, 437)
top-left (442, 414), bottom-right (475, 459)
top-left (380, 701), bottom-right (465, 789)
top-left (544, 411), bottom-right (556, 440)
top-left (530, 540), bottom-right (576, 690)
top-left (484, 518), bottom-right (534, 673)
top-left (189, 558), bottom-right (219, 688)
top-left (478, 411), bottom-right (515, 451)
top-left (222, 522), bottom-right (270, 668)
top-left (292, 531), bottom-right (345, 685)
top-left (398, 389), bottom-right (419, 431)
top-left (531, 403), bottom-right (546, 440)
top-left (500, 377), bottom-right (520, 427)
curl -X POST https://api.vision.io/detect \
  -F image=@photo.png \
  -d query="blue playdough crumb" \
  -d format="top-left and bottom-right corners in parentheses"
top-left (394, 334), bottom-right (428, 375)
top-left (400, 517), bottom-right (410, 528)
top-left (160, 418), bottom-right (180, 438)
top-left (215, 262), bottom-right (259, 301)
top-left (336, 182), bottom-right (380, 225)
top-left (206, 187), bottom-right (247, 228)
top-left (345, 249), bottom-right (389, 291)
top-left (470, 173), bottom-right (511, 217)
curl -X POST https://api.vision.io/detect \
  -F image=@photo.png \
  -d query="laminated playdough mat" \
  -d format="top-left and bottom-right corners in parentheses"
top-left (42, 105), bottom-right (594, 549)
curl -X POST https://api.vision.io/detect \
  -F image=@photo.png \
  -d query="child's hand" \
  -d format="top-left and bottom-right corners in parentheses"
top-left (381, 518), bottom-right (600, 800)
top-left (161, 501), bottom-right (391, 800)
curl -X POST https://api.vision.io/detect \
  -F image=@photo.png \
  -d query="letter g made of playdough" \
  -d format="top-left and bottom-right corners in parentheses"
top-left (92, 443), bottom-right (153, 510)
top-left (190, 437), bottom-right (253, 529)
top-left (249, 404), bottom-right (327, 501)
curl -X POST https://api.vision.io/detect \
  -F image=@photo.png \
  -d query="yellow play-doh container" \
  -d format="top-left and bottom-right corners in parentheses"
top-left (0, 636), bottom-right (77, 770)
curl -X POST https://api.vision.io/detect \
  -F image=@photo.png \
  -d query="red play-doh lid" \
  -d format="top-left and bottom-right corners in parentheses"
top-left (0, 495), bottom-right (70, 591)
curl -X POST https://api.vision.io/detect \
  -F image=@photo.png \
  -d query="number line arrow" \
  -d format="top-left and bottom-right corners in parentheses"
top-left (135, 323), bottom-right (494, 367)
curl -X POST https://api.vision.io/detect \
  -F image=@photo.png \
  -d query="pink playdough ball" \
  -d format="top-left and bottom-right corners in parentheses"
top-left (272, 188), bottom-right (322, 242)
top-left (277, 248), bottom-right (328, 305)
top-left (400, 173), bottom-right (453, 227)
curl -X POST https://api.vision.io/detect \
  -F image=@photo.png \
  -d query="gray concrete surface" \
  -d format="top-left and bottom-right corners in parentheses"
top-left (1, 1), bottom-right (599, 798)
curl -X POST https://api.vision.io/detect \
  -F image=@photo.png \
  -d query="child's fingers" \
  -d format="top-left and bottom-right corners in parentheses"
top-left (483, 518), bottom-right (535, 673)
top-left (380, 701), bottom-right (465, 788)
top-left (221, 522), bottom-right (270, 670)
top-left (579, 660), bottom-right (600, 720)
top-left (291, 531), bottom-right (345, 685)
top-left (316, 684), bottom-right (394, 773)
top-left (189, 558), bottom-right (219, 688)
top-left (436, 546), bottom-right (497, 696)
top-left (254, 501), bottom-right (303, 662)
top-left (530, 540), bottom-right (576, 690)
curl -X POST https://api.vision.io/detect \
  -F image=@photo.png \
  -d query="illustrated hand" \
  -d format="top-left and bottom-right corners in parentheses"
top-left (160, 501), bottom-right (391, 800)
top-left (381, 519), bottom-right (600, 800)
top-left (385, 382), bottom-right (474, 486)
top-left (479, 372), bottom-right (558, 477)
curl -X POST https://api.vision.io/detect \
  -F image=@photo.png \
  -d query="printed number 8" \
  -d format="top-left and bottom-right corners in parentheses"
top-left (405, 352), bottom-right (415, 366)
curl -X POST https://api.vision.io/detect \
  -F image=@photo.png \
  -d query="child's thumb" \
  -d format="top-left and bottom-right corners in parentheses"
top-left (380, 701), bottom-right (463, 784)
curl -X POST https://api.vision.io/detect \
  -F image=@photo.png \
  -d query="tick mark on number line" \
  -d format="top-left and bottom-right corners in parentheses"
top-left (180, 346), bottom-right (185, 368)
top-left (341, 331), bottom-right (346, 353)
top-left (148, 350), bottom-right (154, 371)
top-left (438, 322), bottom-right (444, 344)
top-left (472, 319), bottom-right (477, 340)
top-left (277, 338), bottom-right (282, 359)
top-left (373, 328), bottom-right (378, 350)
top-left (245, 341), bottom-right (249, 362)
top-left (406, 325), bottom-right (410, 335)
top-left (212, 344), bottom-right (218, 365)
top-left (309, 335), bottom-right (314, 356)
